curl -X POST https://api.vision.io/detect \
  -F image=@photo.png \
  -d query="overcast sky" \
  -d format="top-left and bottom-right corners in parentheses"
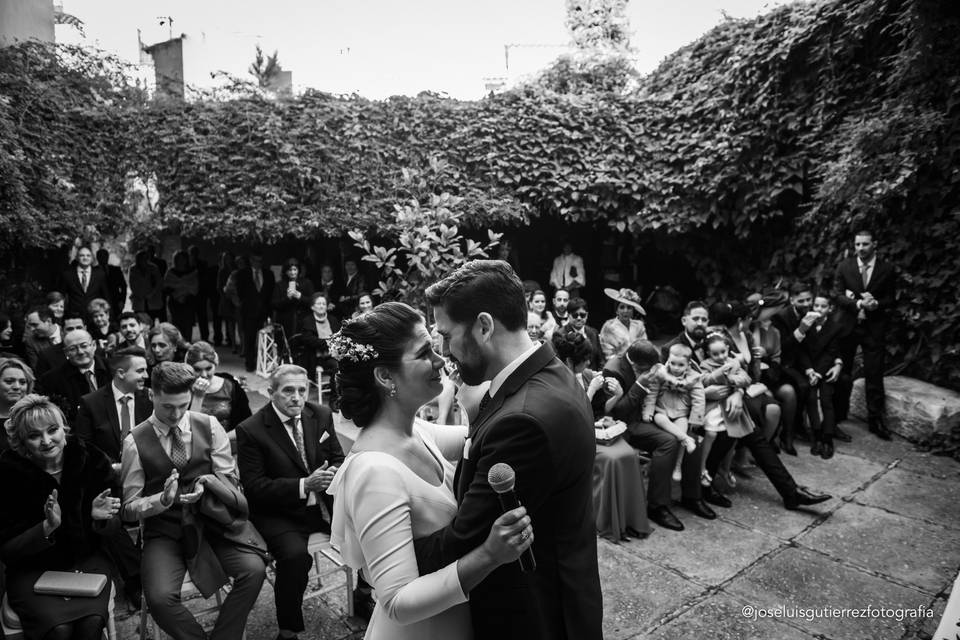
top-left (59, 0), bottom-right (790, 99)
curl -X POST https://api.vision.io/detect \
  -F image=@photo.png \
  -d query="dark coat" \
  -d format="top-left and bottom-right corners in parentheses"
top-left (413, 342), bottom-right (603, 640)
top-left (582, 325), bottom-right (603, 370)
top-left (602, 353), bottom-right (648, 423)
top-left (34, 343), bottom-right (67, 377)
top-left (0, 437), bottom-right (117, 573)
top-left (101, 264), bottom-right (128, 315)
top-left (798, 318), bottom-right (846, 375)
top-left (235, 402), bottom-right (345, 541)
top-left (59, 266), bottom-right (112, 318)
top-left (271, 277), bottom-right (315, 340)
top-left (37, 357), bottom-right (111, 422)
top-left (833, 257), bottom-right (897, 328)
top-left (74, 385), bottom-right (153, 462)
top-left (235, 266), bottom-right (276, 321)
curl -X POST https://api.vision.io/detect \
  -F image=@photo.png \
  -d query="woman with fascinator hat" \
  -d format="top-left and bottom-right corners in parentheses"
top-left (325, 302), bottom-right (535, 640)
top-left (599, 288), bottom-right (648, 360)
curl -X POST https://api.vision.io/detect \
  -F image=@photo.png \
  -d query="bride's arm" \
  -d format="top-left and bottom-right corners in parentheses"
top-left (350, 458), bottom-right (517, 625)
top-left (414, 419), bottom-right (468, 462)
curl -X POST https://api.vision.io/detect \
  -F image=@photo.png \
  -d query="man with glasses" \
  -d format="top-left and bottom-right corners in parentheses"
top-left (35, 313), bottom-right (89, 376)
top-left (36, 329), bottom-right (110, 421)
top-left (566, 297), bottom-right (602, 369)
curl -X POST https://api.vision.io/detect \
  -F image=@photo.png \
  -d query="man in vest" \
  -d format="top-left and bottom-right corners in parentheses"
top-left (120, 362), bottom-right (266, 640)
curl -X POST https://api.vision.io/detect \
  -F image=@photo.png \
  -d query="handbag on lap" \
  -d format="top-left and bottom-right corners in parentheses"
top-left (33, 571), bottom-right (107, 597)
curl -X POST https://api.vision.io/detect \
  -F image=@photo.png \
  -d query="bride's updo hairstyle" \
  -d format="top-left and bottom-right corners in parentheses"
top-left (333, 302), bottom-right (423, 428)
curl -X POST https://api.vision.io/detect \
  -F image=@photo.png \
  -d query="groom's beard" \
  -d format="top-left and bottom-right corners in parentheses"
top-left (453, 332), bottom-right (487, 387)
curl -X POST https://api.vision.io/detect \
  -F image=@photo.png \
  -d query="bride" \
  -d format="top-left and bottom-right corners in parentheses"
top-left (326, 302), bottom-right (533, 639)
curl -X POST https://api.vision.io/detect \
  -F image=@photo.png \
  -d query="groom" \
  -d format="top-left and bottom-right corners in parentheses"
top-left (415, 260), bottom-right (603, 640)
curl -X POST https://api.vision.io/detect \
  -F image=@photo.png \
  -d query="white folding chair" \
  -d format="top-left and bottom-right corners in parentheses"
top-left (265, 531), bottom-right (354, 617)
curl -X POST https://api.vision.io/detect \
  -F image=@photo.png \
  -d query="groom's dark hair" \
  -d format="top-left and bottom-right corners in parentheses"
top-left (425, 260), bottom-right (526, 331)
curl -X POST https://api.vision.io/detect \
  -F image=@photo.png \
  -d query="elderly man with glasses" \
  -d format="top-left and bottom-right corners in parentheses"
top-left (566, 297), bottom-right (603, 369)
top-left (36, 329), bottom-right (111, 421)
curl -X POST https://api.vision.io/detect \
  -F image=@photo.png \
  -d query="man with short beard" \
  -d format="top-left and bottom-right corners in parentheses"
top-left (112, 311), bottom-right (148, 350)
top-left (22, 306), bottom-right (61, 369)
top-left (37, 329), bottom-right (110, 421)
top-left (548, 288), bottom-right (571, 328)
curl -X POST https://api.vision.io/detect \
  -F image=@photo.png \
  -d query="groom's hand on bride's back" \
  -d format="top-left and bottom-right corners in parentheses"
top-left (482, 506), bottom-right (534, 565)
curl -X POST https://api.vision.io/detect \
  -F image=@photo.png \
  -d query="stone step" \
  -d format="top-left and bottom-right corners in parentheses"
top-left (849, 375), bottom-right (960, 442)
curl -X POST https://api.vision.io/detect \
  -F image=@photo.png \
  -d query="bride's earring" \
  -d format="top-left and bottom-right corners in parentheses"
top-left (389, 385), bottom-right (398, 398)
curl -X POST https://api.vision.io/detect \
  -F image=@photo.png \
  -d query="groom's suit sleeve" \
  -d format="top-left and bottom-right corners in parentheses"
top-left (413, 412), bottom-right (555, 574)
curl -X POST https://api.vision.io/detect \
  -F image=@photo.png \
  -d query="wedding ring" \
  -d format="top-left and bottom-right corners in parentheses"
top-left (520, 530), bottom-right (529, 541)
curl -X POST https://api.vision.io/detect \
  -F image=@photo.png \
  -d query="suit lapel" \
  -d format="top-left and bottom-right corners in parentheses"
top-left (300, 405), bottom-right (320, 470)
top-left (263, 406), bottom-right (309, 474)
top-left (101, 387), bottom-right (122, 451)
top-left (468, 343), bottom-right (556, 437)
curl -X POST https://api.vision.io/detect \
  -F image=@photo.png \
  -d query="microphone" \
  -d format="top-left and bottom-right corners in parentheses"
top-left (487, 463), bottom-right (536, 573)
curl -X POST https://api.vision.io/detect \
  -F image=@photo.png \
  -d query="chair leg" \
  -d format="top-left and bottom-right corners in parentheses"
top-left (345, 567), bottom-right (355, 617)
top-left (313, 551), bottom-right (324, 590)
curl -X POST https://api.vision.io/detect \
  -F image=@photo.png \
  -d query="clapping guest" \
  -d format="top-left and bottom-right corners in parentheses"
top-left (87, 298), bottom-right (117, 351)
top-left (272, 258), bottom-right (315, 340)
top-left (0, 394), bottom-right (120, 640)
top-left (599, 288), bottom-right (647, 360)
top-left (163, 250), bottom-right (199, 342)
top-left (185, 342), bottom-right (251, 450)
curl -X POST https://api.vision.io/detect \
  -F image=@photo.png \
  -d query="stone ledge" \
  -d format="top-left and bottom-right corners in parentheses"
top-left (849, 375), bottom-right (960, 442)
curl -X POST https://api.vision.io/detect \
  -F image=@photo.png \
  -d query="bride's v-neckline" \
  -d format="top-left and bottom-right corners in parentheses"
top-left (351, 428), bottom-right (445, 488)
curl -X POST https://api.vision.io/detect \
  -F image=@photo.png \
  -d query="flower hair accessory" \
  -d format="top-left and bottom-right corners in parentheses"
top-left (328, 332), bottom-right (379, 363)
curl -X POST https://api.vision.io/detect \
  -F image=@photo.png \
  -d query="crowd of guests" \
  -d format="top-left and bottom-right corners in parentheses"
top-left (0, 228), bottom-right (894, 638)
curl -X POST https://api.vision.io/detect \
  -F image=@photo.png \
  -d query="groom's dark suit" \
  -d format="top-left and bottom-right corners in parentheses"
top-left (414, 342), bottom-right (602, 640)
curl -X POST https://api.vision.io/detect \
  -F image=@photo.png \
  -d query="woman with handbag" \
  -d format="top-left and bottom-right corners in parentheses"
top-left (0, 394), bottom-right (120, 640)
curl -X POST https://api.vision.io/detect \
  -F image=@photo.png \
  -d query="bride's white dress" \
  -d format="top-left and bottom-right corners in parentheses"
top-left (328, 420), bottom-right (472, 640)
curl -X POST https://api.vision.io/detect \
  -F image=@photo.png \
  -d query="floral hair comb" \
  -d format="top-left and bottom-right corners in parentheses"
top-left (328, 333), bottom-right (380, 362)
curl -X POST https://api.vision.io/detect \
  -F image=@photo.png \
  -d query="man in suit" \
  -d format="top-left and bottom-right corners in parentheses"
top-left (37, 329), bottom-right (110, 422)
top-left (22, 305), bottom-right (61, 370)
top-left (566, 297), bottom-right (602, 369)
top-left (605, 337), bottom-right (717, 532)
top-left (797, 295), bottom-right (847, 459)
top-left (772, 282), bottom-right (853, 444)
top-left (120, 363), bottom-right (266, 640)
top-left (236, 251), bottom-right (275, 372)
top-left (34, 314), bottom-right (87, 377)
top-left (236, 365), bottom-right (347, 640)
top-left (549, 240), bottom-right (586, 299)
top-left (314, 265), bottom-right (342, 320)
top-left (112, 311), bottom-right (148, 351)
top-left (60, 245), bottom-right (112, 318)
top-left (75, 346), bottom-right (152, 608)
top-left (417, 259), bottom-right (602, 640)
top-left (337, 258), bottom-right (366, 317)
top-left (833, 229), bottom-right (897, 439)
top-left (96, 248), bottom-right (128, 319)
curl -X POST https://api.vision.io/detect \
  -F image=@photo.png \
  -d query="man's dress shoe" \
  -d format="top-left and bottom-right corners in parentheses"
top-left (869, 418), bottom-right (892, 440)
top-left (702, 486), bottom-right (732, 508)
top-left (680, 498), bottom-right (717, 520)
top-left (784, 486), bottom-right (832, 510)
top-left (647, 506), bottom-right (684, 531)
top-left (810, 440), bottom-right (822, 457)
top-left (779, 439), bottom-right (798, 456)
top-left (820, 440), bottom-right (835, 460)
top-left (833, 425), bottom-right (852, 442)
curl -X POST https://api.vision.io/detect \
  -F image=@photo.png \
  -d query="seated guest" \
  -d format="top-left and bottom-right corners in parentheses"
top-left (35, 313), bottom-right (88, 377)
top-left (641, 343), bottom-right (704, 457)
top-left (87, 298), bottom-right (117, 351)
top-left (547, 287), bottom-right (571, 330)
top-left (111, 311), bottom-right (149, 351)
top-left (528, 290), bottom-right (557, 340)
top-left (23, 305), bottom-right (61, 370)
top-left (185, 342), bottom-right (251, 446)
top-left (314, 265), bottom-right (341, 320)
top-left (0, 357), bottom-right (34, 450)
top-left (46, 291), bottom-right (66, 327)
top-left (797, 293), bottom-right (846, 460)
top-left (37, 330), bottom-right (110, 422)
top-left (567, 297), bottom-right (602, 369)
top-left (749, 291), bottom-right (799, 455)
top-left (351, 292), bottom-right (375, 318)
top-left (147, 322), bottom-right (189, 367)
top-left (603, 340), bottom-right (714, 531)
top-left (120, 363), bottom-right (266, 640)
top-left (0, 394), bottom-right (121, 640)
top-left (296, 293), bottom-right (341, 407)
top-left (553, 326), bottom-right (650, 542)
top-left (272, 258), bottom-right (315, 341)
top-left (74, 346), bottom-right (151, 609)
top-left (236, 365), bottom-right (353, 639)
top-left (599, 288), bottom-right (647, 360)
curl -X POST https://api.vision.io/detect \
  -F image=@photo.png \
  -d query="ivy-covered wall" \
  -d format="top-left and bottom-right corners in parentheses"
top-left (0, 0), bottom-right (957, 388)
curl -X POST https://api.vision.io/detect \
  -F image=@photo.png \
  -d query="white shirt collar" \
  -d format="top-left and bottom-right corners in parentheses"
top-left (111, 382), bottom-right (131, 403)
top-left (151, 410), bottom-right (190, 437)
top-left (857, 255), bottom-right (876, 270)
top-left (49, 325), bottom-right (62, 343)
top-left (488, 342), bottom-right (541, 398)
top-left (272, 403), bottom-right (299, 426)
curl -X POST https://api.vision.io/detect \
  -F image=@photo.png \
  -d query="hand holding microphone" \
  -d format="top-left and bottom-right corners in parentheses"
top-left (487, 463), bottom-right (537, 572)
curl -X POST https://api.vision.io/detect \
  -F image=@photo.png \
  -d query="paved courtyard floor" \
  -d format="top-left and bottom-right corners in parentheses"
top-left (113, 348), bottom-right (959, 639)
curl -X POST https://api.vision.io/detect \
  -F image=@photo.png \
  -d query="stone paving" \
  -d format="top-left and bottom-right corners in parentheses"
top-left (112, 347), bottom-right (959, 639)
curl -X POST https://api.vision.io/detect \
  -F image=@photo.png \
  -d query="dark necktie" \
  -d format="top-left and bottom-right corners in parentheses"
top-left (254, 269), bottom-right (262, 292)
top-left (80, 268), bottom-right (88, 292)
top-left (289, 417), bottom-right (309, 470)
top-left (119, 395), bottom-right (132, 440)
top-left (169, 427), bottom-right (189, 469)
top-left (478, 391), bottom-right (492, 416)
top-left (860, 263), bottom-right (870, 288)
top-left (85, 370), bottom-right (98, 393)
